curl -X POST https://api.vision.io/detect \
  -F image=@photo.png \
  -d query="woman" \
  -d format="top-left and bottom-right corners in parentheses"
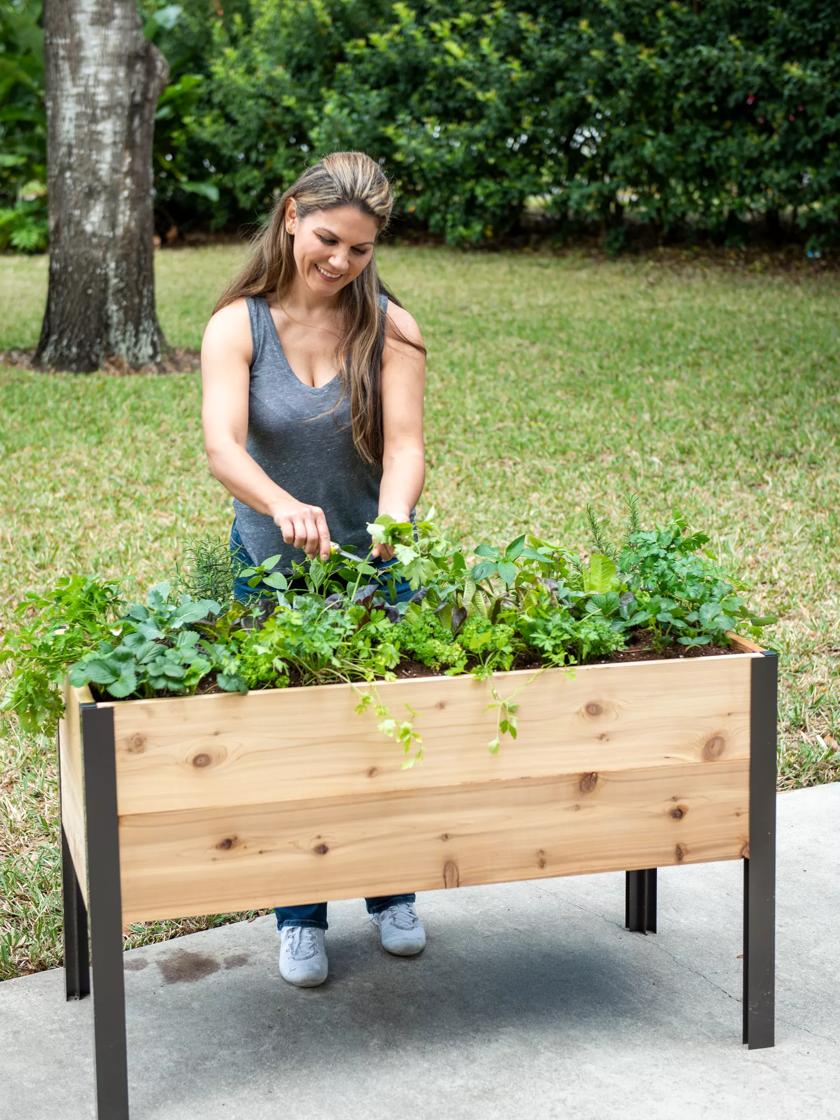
top-left (200, 151), bottom-right (427, 988)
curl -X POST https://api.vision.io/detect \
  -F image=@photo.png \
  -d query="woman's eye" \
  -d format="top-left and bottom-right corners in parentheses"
top-left (318, 235), bottom-right (367, 255)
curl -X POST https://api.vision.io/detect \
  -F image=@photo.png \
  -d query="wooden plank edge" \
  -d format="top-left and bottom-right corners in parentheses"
top-left (726, 631), bottom-right (765, 654)
top-left (63, 679), bottom-right (96, 707)
top-left (104, 646), bottom-right (759, 714)
top-left (58, 719), bottom-right (89, 907)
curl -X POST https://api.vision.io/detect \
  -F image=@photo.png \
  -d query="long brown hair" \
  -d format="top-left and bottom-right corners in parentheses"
top-left (213, 151), bottom-right (425, 466)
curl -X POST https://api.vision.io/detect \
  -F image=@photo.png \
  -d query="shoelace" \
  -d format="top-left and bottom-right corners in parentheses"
top-left (382, 903), bottom-right (419, 930)
top-left (286, 926), bottom-right (320, 960)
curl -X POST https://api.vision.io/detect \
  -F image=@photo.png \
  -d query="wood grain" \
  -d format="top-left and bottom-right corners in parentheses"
top-left (726, 632), bottom-right (765, 654)
top-left (110, 653), bottom-right (755, 815)
top-left (58, 717), bottom-right (88, 907)
top-left (118, 758), bottom-right (749, 924)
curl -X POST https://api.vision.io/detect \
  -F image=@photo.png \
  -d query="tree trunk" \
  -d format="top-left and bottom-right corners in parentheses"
top-left (36, 0), bottom-right (170, 372)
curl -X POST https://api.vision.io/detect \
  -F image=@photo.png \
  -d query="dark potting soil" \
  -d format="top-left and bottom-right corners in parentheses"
top-left (386, 634), bottom-right (739, 682)
top-left (86, 635), bottom-right (743, 702)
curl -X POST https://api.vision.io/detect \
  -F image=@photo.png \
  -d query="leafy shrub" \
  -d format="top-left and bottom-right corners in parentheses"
top-left (0, 1), bottom-right (47, 252)
top-left (5, 1), bottom-right (839, 250)
top-left (0, 576), bottom-right (124, 732)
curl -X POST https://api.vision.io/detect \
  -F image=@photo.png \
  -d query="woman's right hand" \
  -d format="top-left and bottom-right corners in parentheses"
top-left (269, 498), bottom-right (332, 562)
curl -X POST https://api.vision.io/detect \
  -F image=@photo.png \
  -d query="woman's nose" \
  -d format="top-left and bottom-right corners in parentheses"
top-left (329, 250), bottom-right (349, 273)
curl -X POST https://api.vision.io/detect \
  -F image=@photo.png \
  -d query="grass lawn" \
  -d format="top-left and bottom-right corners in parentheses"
top-left (1, 243), bottom-right (838, 980)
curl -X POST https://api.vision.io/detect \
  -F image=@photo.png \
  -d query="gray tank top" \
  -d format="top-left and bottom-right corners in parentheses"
top-left (233, 292), bottom-right (414, 572)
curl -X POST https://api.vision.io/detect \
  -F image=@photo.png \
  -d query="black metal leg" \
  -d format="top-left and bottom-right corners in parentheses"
top-left (743, 651), bottom-right (777, 1049)
top-left (61, 824), bottom-right (90, 999)
top-left (81, 704), bottom-right (130, 1119)
top-left (625, 868), bottom-right (657, 933)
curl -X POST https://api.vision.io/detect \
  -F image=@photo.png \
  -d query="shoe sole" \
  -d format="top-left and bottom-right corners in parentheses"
top-left (380, 939), bottom-right (426, 957)
top-left (279, 970), bottom-right (328, 987)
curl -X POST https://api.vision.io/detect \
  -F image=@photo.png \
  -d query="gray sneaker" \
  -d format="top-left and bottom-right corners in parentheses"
top-left (370, 902), bottom-right (426, 956)
top-left (278, 926), bottom-right (328, 987)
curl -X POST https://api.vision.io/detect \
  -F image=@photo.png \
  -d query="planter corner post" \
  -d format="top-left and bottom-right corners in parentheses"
top-left (80, 702), bottom-right (130, 1118)
top-left (743, 649), bottom-right (777, 1049)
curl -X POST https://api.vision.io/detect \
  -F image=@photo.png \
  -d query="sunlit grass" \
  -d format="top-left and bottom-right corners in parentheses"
top-left (1, 243), bottom-right (837, 979)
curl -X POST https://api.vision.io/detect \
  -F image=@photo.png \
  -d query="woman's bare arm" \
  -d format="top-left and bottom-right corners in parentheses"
top-left (200, 299), bottom-right (332, 561)
top-left (371, 300), bottom-right (426, 560)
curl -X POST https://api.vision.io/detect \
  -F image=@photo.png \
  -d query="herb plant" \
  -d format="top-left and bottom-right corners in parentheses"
top-left (0, 576), bottom-right (125, 734)
top-left (0, 502), bottom-right (776, 758)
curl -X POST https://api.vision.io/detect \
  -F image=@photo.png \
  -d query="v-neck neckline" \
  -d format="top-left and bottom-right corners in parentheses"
top-left (262, 298), bottom-right (340, 393)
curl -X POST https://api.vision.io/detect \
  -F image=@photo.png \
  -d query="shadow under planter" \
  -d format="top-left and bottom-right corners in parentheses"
top-left (57, 635), bottom-right (777, 1120)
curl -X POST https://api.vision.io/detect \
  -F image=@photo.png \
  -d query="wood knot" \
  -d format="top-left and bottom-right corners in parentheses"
top-left (443, 859), bottom-right (460, 888)
top-left (440, 832), bottom-right (450, 841)
top-left (675, 843), bottom-right (687, 861)
top-left (703, 735), bottom-right (725, 760)
top-left (537, 849), bottom-right (547, 869)
top-left (127, 734), bottom-right (145, 754)
top-left (216, 837), bottom-right (236, 851)
top-left (597, 733), bottom-right (609, 741)
top-left (579, 772), bottom-right (598, 793)
top-left (435, 700), bottom-right (446, 710)
top-left (367, 766), bottom-right (379, 778)
top-left (313, 843), bottom-right (329, 855)
top-left (192, 753), bottom-right (211, 768)
top-left (670, 804), bottom-right (688, 819)
top-left (585, 701), bottom-right (603, 716)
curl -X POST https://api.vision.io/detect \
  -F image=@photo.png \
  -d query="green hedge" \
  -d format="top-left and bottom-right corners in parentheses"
top-left (2, 0), bottom-right (839, 252)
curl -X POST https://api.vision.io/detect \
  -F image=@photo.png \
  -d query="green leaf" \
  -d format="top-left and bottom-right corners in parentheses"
top-left (496, 561), bottom-right (518, 586)
top-left (470, 560), bottom-right (497, 582)
top-left (263, 573), bottom-right (288, 591)
top-left (108, 669), bottom-right (137, 698)
top-left (77, 659), bottom-right (117, 685)
top-left (174, 599), bottom-right (220, 626)
top-left (217, 673), bottom-right (248, 692)
top-left (178, 180), bottom-right (220, 203)
top-left (504, 534), bottom-right (527, 561)
top-left (699, 602), bottom-right (723, 626)
top-left (584, 553), bottom-right (617, 593)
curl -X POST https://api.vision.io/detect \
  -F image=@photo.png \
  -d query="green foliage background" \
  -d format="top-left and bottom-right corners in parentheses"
top-left (1, 0), bottom-right (839, 252)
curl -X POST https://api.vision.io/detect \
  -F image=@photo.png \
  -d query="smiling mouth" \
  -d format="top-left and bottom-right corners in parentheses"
top-left (315, 264), bottom-right (342, 280)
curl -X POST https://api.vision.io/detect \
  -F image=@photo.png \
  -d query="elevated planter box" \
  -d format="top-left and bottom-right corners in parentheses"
top-left (58, 634), bottom-right (777, 1120)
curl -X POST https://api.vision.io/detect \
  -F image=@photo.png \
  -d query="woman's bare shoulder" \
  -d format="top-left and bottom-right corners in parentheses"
top-left (384, 298), bottom-right (424, 347)
top-left (206, 296), bottom-right (252, 331)
top-left (202, 297), bottom-right (253, 363)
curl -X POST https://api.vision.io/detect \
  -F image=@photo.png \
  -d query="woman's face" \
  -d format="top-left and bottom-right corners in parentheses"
top-left (285, 201), bottom-right (378, 297)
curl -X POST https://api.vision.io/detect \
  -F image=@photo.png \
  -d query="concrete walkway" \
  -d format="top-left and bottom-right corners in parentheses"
top-left (2, 783), bottom-right (839, 1120)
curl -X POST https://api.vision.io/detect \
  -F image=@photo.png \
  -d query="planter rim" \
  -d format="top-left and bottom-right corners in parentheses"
top-left (69, 632), bottom-right (766, 710)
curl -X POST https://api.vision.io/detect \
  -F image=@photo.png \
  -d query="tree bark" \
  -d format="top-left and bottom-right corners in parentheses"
top-left (36, 0), bottom-right (170, 372)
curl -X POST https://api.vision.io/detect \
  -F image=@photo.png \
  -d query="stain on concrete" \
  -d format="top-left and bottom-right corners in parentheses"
top-left (157, 949), bottom-right (221, 984)
top-left (124, 957), bottom-right (149, 972)
top-left (223, 953), bottom-right (251, 970)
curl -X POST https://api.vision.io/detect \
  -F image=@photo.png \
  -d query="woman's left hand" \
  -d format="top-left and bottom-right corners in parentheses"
top-left (370, 509), bottom-right (410, 562)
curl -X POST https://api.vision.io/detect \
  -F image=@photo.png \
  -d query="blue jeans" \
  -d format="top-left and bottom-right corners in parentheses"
top-left (229, 519), bottom-right (417, 931)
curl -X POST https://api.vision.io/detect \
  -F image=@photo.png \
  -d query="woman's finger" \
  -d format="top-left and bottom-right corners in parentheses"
top-left (290, 517), bottom-right (308, 549)
top-left (302, 516), bottom-right (319, 557)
